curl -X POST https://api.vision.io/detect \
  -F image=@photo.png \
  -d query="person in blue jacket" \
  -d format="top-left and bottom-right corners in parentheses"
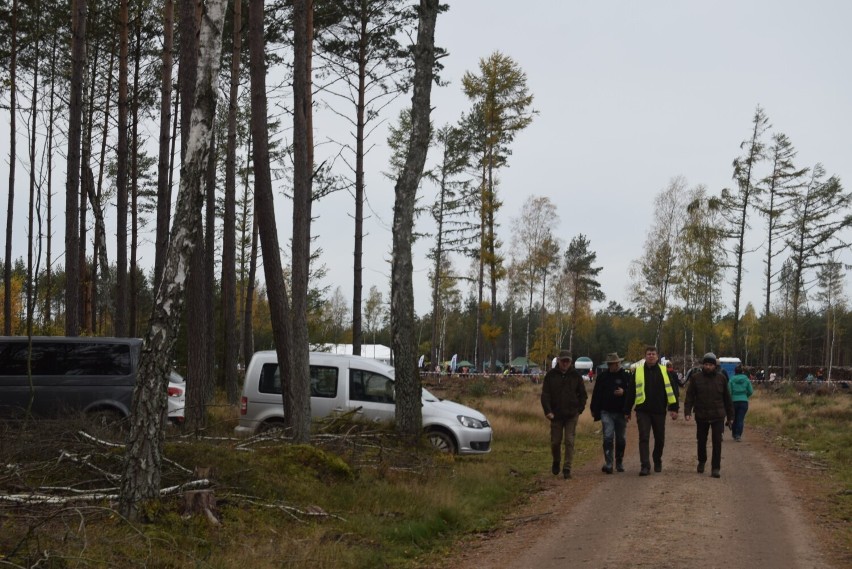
top-left (728, 364), bottom-right (754, 441)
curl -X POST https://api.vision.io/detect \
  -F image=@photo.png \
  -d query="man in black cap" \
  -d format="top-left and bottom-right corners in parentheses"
top-left (541, 350), bottom-right (587, 479)
top-left (624, 345), bottom-right (679, 476)
top-left (591, 352), bottom-right (630, 473)
top-left (684, 352), bottom-right (734, 478)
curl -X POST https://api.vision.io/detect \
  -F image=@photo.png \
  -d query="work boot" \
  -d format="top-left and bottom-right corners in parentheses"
top-left (602, 448), bottom-right (613, 474)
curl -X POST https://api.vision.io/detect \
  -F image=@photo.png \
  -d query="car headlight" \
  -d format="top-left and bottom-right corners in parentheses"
top-left (457, 415), bottom-right (485, 429)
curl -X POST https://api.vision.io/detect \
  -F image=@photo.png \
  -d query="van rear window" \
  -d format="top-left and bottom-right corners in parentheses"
top-left (258, 363), bottom-right (338, 399)
top-left (0, 341), bottom-right (131, 376)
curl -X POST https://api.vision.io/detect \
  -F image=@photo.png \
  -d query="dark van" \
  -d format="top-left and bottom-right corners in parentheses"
top-left (0, 336), bottom-right (141, 420)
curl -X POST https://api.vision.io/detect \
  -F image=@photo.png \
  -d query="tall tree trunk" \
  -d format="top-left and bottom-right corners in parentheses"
top-left (80, 29), bottom-right (99, 334)
top-left (65, 0), bottom-right (87, 336)
top-left (352, 8), bottom-right (367, 356)
top-left (119, 0), bottom-right (227, 521)
top-left (222, 0), bottom-right (241, 403)
top-left (4, 0), bottom-right (17, 335)
top-left (26, 3), bottom-right (41, 336)
top-left (204, 133), bottom-right (217, 403)
top-left (115, 0), bottom-right (130, 336)
top-left (249, 0), bottom-right (294, 437)
top-left (92, 49), bottom-right (116, 333)
top-left (183, 0), bottom-right (206, 432)
top-left (129, 14), bottom-right (143, 337)
top-left (239, 135), bottom-right (254, 367)
top-left (155, 0), bottom-right (175, 293)
top-left (243, 215), bottom-right (258, 367)
top-left (45, 35), bottom-right (58, 327)
top-left (290, 0), bottom-right (314, 443)
top-left (392, 0), bottom-right (438, 440)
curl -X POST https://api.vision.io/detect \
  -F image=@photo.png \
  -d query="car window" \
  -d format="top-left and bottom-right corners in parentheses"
top-left (350, 369), bottom-right (394, 403)
top-left (0, 341), bottom-right (131, 376)
top-left (310, 366), bottom-right (338, 398)
top-left (258, 363), bottom-right (339, 398)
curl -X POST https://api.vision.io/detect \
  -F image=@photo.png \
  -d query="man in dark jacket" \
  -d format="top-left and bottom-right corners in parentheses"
top-left (541, 350), bottom-right (587, 479)
top-left (684, 352), bottom-right (734, 478)
top-left (624, 345), bottom-right (679, 476)
top-left (590, 352), bottom-right (629, 473)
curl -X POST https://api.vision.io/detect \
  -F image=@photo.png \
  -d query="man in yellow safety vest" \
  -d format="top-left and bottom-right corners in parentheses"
top-left (624, 345), bottom-right (679, 476)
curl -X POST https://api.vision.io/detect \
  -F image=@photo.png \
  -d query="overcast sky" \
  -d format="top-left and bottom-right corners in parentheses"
top-left (312, 0), bottom-right (852, 316)
top-left (2, 0), bottom-right (851, 321)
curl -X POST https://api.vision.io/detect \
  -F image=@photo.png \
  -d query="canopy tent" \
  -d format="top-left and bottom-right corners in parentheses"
top-left (482, 360), bottom-right (504, 370)
top-left (509, 356), bottom-right (540, 370)
top-left (315, 343), bottom-right (392, 365)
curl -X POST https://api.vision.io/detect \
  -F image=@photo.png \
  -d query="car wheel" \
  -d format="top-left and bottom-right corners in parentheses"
top-left (257, 420), bottom-right (286, 435)
top-left (426, 430), bottom-right (457, 454)
top-left (85, 409), bottom-right (127, 438)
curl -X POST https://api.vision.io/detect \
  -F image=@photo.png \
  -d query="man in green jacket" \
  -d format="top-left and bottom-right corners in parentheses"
top-left (728, 364), bottom-right (754, 441)
top-left (541, 350), bottom-right (587, 479)
top-left (684, 352), bottom-right (734, 478)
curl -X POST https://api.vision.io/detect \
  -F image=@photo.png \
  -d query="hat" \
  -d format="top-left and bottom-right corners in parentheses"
top-left (605, 352), bottom-right (623, 364)
top-left (558, 350), bottom-right (572, 361)
top-left (702, 352), bottom-right (717, 365)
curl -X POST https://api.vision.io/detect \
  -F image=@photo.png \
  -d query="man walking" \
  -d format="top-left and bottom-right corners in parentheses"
top-left (624, 345), bottom-right (678, 476)
top-left (684, 352), bottom-right (734, 478)
top-left (590, 352), bottom-right (629, 473)
top-left (541, 350), bottom-right (587, 479)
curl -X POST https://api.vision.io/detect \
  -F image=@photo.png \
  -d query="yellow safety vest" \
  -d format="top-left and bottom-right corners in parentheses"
top-left (634, 364), bottom-right (677, 406)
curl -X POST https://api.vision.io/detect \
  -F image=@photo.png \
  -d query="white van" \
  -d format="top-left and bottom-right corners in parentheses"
top-left (235, 351), bottom-right (493, 454)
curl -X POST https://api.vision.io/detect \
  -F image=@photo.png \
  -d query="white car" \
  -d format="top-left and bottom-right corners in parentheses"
top-left (167, 370), bottom-right (186, 424)
top-left (235, 351), bottom-right (493, 454)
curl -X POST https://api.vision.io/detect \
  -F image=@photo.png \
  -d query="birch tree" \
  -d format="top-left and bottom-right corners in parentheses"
top-left (510, 195), bottom-right (558, 362)
top-left (119, 0), bottom-right (227, 521)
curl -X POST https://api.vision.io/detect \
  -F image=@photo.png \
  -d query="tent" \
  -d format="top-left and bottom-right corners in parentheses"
top-left (509, 356), bottom-right (540, 372)
top-left (482, 360), bottom-right (504, 370)
top-left (315, 343), bottom-right (392, 365)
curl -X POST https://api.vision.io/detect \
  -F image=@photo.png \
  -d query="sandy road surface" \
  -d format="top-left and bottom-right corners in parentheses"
top-left (443, 418), bottom-right (841, 569)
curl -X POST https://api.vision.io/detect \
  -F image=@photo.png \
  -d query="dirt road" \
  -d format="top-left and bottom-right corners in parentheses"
top-left (444, 418), bottom-right (840, 569)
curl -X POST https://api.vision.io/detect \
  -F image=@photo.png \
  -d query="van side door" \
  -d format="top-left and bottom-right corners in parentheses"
top-left (310, 364), bottom-right (343, 418)
top-left (347, 368), bottom-right (395, 422)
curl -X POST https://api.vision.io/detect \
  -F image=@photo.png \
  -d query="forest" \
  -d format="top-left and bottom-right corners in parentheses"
top-left (1, 1), bottom-right (851, 384)
top-left (0, 0), bottom-right (850, 519)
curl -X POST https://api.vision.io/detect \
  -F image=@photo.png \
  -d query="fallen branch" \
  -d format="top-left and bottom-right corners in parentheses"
top-left (0, 479), bottom-right (211, 506)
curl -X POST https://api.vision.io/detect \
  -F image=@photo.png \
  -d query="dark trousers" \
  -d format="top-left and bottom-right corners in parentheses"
top-left (550, 415), bottom-right (579, 471)
top-left (732, 401), bottom-right (749, 438)
top-left (636, 411), bottom-right (666, 470)
top-left (696, 419), bottom-right (724, 470)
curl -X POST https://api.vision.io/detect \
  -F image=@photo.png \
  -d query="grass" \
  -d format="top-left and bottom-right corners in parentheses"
top-left (748, 384), bottom-right (852, 553)
top-left (7, 381), bottom-right (848, 567)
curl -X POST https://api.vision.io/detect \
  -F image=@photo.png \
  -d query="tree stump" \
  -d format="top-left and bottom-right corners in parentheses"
top-left (182, 489), bottom-right (219, 525)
